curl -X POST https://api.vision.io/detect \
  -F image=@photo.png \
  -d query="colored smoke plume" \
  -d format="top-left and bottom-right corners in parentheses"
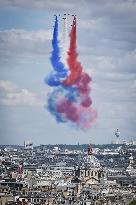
top-left (45, 16), bottom-right (97, 129)
top-left (63, 16), bottom-right (82, 86)
top-left (61, 17), bottom-right (68, 67)
top-left (45, 16), bottom-right (68, 86)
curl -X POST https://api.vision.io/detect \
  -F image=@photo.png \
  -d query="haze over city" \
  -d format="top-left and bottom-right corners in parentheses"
top-left (0, 0), bottom-right (136, 145)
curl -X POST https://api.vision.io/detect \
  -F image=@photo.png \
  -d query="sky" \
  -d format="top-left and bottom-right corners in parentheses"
top-left (0, 0), bottom-right (136, 145)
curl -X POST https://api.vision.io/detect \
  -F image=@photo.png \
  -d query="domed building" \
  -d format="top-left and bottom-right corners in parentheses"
top-left (73, 144), bottom-right (106, 187)
top-left (83, 144), bottom-right (100, 168)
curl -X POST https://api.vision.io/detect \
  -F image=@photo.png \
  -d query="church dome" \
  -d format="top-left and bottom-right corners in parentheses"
top-left (83, 154), bottom-right (100, 168)
top-left (82, 144), bottom-right (100, 168)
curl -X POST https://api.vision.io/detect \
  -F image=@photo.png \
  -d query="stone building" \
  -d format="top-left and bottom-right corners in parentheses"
top-left (73, 144), bottom-right (106, 188)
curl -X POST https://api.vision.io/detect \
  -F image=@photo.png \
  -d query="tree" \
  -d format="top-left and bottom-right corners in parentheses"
top-left (129, 200), bottom-right (136, 205)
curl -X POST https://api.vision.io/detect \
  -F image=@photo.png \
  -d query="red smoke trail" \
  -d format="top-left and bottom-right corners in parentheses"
top-left (57, 16), bottom-right (97, 128)
top-left (63, 16), bottom-right (82, 86)
top-left (63, 16), bottom-right (92, 108)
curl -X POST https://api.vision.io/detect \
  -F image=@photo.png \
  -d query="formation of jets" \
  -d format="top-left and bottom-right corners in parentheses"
top-left (53, 14), bottom-right (76, 27)
top-left (54, 14), bottom-right (76, 18)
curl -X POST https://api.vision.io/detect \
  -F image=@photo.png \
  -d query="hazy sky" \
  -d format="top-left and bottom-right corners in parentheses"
top-left (0, 0), bottom-right (136, 145)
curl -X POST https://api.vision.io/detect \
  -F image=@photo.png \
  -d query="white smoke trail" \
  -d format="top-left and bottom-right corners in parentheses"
top-left (61, 17), bottom-right (68, 66)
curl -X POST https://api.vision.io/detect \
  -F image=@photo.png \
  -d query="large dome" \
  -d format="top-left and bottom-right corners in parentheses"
top-left (83, 154), bottom-right (100, 168)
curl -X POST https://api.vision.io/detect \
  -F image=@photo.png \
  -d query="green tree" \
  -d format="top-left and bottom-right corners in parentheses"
top-left (129, 200), bottom-right (136, 205)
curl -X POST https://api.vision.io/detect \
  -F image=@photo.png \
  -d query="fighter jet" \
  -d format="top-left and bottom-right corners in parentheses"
top-left (62, 17), bottom-right (66, 20)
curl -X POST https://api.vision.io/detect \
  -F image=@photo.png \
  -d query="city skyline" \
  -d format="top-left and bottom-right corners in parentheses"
top-left (0, 0), bottom-right (136, 145)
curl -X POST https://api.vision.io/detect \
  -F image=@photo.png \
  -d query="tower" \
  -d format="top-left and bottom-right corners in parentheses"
top-left (129, 153), bottom-right (134, 168)
top-left (18, 161), bottom-right (23, 174)
top-left (24, 140), bottom-right (33, 150)
top-left (87, 144), bottom-right (93, 155)
top-left (126, 153), bottom-right (134, 174)
top-left (115, 128), bottom-right (120, 144)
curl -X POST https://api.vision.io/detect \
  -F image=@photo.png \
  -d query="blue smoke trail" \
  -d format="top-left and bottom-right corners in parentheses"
top-left (47, 86), bottom-right (78, 123)
top-left (46, 16), bottom-right (68, 86)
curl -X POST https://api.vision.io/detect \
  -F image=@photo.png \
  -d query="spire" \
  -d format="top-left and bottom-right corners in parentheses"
top-left (129, 153), bottom-right (134, 168)
top-left (126, 153), bottom-right (134, 173)
top-left (88, 144), bottom-right (93, 155)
